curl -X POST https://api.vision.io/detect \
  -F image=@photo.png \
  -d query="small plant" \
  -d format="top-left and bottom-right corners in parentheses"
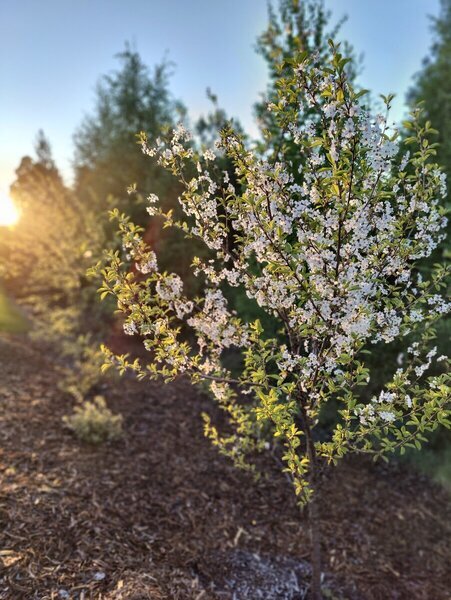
top-left (63, 395), bottom-right (123, 444)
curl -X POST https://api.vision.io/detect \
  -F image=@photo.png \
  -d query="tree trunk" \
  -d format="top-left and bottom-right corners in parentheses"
top-left (299, 404), bottom-right (322, 599)
top-left (308, 490), bottom-right (322, 600)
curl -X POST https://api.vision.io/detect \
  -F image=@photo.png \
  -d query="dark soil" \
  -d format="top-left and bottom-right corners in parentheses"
top-left (0, 335), bottom-right (450, 599)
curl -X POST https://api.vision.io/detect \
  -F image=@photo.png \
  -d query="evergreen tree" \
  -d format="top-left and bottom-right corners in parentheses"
top-left (73, 45), bottom-right (209, 290)
top-left (404, 0), bottom-right (451, 463)
top-left (255, 0), bottom-right (358, 165)
top-left (0, 132), bottom-right (107, 352)
top-left (407, 0), bottom-right (451, 260)
top-left (73, 44), bottom-right (185, 220)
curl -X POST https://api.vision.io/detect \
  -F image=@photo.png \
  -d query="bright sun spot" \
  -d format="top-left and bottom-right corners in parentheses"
top-left (0, 193), bottom-right (20, 226)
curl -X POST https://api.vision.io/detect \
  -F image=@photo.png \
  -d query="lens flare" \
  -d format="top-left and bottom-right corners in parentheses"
top-left (0, 193), bottom-right (20, 226)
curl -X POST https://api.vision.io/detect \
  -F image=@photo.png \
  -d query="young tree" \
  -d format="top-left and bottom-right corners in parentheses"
top-left (95, 44), bottom-right (450, 598)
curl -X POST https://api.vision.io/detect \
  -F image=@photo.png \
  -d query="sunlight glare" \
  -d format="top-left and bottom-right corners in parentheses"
top-left (0, 193), bottom-right (20, 226)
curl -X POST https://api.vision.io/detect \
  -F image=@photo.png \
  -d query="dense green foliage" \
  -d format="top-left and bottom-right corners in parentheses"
top-left (408, 0), bottom-right (451, 239)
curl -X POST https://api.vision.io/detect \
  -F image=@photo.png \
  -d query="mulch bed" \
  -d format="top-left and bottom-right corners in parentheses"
top-left (0, 335), bottom-right (450, 599)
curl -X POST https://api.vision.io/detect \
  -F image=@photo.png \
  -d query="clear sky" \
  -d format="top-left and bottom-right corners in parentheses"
top-left (0, 0), bottom-right (440, 193)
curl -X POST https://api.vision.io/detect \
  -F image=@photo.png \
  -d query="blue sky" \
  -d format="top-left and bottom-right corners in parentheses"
top-left (0, 0), bottom-right (440, 192)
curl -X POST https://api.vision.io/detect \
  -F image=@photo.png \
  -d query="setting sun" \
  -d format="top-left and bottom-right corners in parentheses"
top-left (0, 193), bottom-right (20, 226)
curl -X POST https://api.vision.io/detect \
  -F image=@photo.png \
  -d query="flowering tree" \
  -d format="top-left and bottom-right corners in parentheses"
top-left (95, 43), bottom-right (450, 598)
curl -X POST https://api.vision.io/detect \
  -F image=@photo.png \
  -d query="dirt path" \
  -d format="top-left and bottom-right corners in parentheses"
top-left (0, 335), bottom-right (450, 599)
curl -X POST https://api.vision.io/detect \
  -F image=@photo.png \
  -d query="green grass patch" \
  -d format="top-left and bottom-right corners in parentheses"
top-left (0, 288), bottom-right (28, 332)
top-left (403, 431), bottom-right (451, 492)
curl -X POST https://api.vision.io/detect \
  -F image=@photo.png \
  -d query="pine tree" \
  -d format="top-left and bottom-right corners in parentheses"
top-left (73, 44), bottom-right (184, 221)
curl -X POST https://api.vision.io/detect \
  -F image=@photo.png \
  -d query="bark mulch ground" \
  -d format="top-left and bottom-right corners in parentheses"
top-left (0, 335), bottom-right (450, 599)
